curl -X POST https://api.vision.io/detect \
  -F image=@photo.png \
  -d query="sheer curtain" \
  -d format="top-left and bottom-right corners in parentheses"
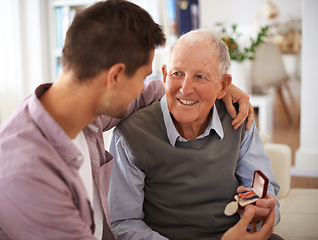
top-left (0, 0), bottom-right (23, 123)
top-left (0, 0), bottom-right (49, 124)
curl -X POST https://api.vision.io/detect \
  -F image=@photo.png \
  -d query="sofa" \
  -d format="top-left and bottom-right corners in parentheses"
top-left (265, 143), bottom-right (318, 240)
top-left (104, 131), bottom-right (318, 239)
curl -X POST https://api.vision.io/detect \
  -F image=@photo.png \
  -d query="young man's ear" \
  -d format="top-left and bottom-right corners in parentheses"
top-left (105, 63), bottom-right (126, 90)
top-left (217, 74), bottom-right (232, 99)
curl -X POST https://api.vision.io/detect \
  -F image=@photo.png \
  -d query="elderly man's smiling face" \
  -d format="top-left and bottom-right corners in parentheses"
top-left (162, 38), bottom-right (230, 138)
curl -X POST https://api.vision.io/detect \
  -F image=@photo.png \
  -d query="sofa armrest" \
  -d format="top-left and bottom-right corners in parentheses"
top-left (264, 143), bottom-right (291, 199)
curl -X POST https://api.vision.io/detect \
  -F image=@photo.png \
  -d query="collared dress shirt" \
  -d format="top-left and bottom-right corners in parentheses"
top-left (108, 95), bottom-right (280, 240)
top-left (0, 80), bottom-right (164, 239)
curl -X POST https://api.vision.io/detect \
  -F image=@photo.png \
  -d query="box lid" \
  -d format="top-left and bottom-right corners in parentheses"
top-left (252, 170), bottom-right (269, 198)
top-left (235, 170), bottom-right (269, 207)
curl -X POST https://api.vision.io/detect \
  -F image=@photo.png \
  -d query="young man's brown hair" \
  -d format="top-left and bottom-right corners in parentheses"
top-left (61, 0), bottom-right (166, 81)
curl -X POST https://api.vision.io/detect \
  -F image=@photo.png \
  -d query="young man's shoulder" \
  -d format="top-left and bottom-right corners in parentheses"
top-left (0, 107), bottom-right (64, 182)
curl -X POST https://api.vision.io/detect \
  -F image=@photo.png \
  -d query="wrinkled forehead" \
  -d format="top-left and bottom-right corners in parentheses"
top-left (169, 39), bottom-right (219, 69)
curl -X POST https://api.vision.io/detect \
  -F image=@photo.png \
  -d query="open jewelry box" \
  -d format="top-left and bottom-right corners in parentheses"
top-left (235, 170), bottom-right (269, 207)
top-left (224, 170), bottom-right (269, 216)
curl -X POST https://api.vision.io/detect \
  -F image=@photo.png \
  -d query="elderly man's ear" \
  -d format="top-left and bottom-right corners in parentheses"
top-left (217, 74), bottom-right (232, 99)
top-left (161, 65), bottom-right (168, 85)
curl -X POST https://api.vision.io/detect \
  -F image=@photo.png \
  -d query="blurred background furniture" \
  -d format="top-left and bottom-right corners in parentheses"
top-left (251, 42), bottom-right (296, 128)
top-left (250, 94), bottom-right (274, 141)
top-left (265, 143), bottom-right (318, 239)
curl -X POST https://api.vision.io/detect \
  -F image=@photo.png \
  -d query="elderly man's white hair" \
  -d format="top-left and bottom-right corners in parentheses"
top-left (169, 29), bottom-right (231, 79)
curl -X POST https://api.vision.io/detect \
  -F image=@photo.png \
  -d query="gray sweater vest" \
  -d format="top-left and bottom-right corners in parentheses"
top-left (117, 99), bottom-right (246, 240)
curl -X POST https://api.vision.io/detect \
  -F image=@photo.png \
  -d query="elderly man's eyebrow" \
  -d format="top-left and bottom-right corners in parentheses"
top-left (195, 69), bottom-right (213, 77)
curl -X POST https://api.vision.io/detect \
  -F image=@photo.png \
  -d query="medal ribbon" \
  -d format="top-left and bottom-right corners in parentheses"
top-left (238, 190), bottom-right (259, 200)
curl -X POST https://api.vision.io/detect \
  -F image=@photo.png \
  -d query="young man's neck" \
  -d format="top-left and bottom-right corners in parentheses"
top-left (39, 71), bottom-right (101, 139)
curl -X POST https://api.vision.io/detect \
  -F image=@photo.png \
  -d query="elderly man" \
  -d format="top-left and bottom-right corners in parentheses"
top-left (108, 29), bottom-right (281, 240)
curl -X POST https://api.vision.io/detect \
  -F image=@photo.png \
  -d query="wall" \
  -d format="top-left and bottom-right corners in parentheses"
top-left (199, 0), bottom-right (302, 54)
top-left (294, 0), bottom-right (318, 176)
top-left (199, 0), bottom-right (301, 28)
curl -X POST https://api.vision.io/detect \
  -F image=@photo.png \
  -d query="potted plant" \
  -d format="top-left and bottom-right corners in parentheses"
top-left (215, 22), bottom-right (269, 62)
top-left (214, 22), bottom-right (269, 93)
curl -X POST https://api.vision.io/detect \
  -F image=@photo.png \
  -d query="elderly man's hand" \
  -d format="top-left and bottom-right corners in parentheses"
top-left (221, 206), bottom-right (275, 240)
top-left (222, 84), bottom-right (254, 130)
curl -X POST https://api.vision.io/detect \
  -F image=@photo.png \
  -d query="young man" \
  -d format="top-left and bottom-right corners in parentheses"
top-left (108, 30), bottom-right (282, 240)
top-left (0, 1), bottom-right (259, 239)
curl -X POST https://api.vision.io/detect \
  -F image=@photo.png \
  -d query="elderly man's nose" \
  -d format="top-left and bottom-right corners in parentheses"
top-left (180, 77), bottom-right (194, 94)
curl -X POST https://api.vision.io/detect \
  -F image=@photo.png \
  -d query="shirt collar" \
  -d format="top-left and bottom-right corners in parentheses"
top-left (160, 95), bottom-right (224, 147)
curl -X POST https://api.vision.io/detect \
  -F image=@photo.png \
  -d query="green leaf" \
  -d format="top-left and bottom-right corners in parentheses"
top-left (215, 22), bottom-right (269, 62)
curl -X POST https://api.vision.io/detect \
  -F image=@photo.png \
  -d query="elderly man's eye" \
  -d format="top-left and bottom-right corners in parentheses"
top-left (196, 75), bottom-right (205, 80)
top-left (170, 72), bottom-right (183, 78)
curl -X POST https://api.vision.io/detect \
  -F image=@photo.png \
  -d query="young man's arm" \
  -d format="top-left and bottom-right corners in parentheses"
top-left (101, 81), bottom-right (253, 131)
top-left (222, 84), bottom-right (254, 130)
